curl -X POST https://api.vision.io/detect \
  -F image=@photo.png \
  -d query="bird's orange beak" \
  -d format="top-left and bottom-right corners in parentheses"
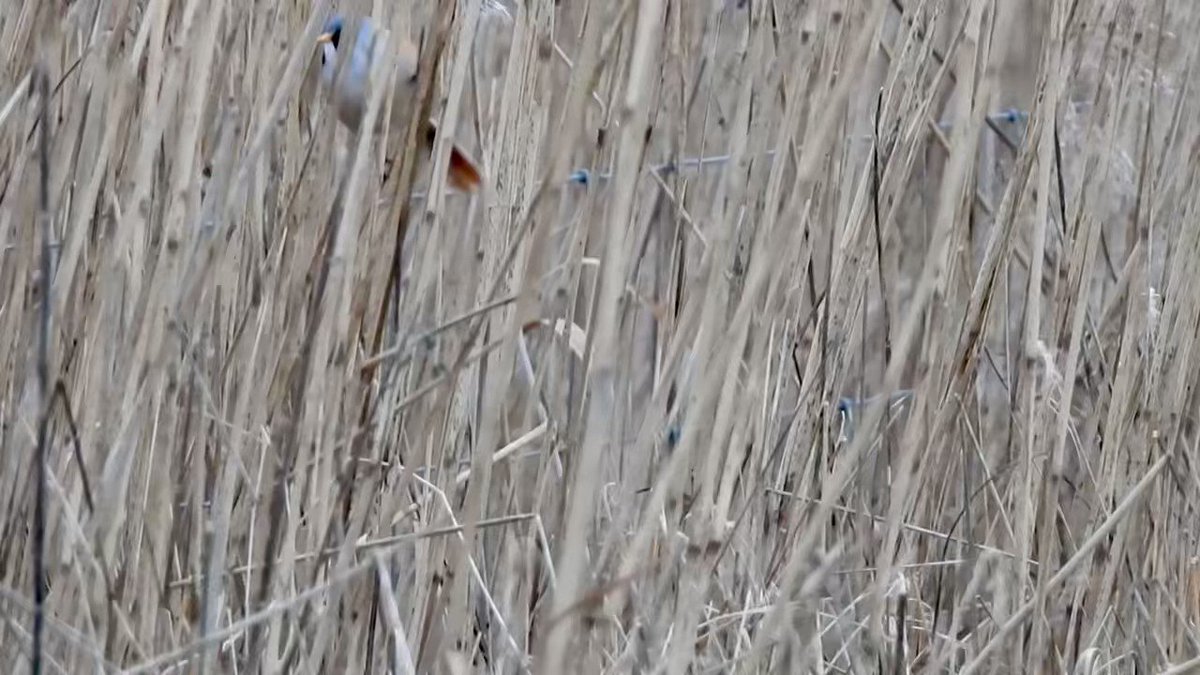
top-left (317, 32), bottom-right (334, 44)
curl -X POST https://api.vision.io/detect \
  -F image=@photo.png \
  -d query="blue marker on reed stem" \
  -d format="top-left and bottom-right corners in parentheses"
top-left (836, 389), bottom-right (914, 442)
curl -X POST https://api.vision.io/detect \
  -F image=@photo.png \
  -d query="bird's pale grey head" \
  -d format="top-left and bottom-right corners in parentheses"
top-left (317, 15), bottom-right (345, 70)
top-left (318, 15), bottom-right (345, 46)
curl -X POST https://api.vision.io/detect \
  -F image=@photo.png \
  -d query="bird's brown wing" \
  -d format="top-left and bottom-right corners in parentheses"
top-left (393, 35), bottom-right (483, 192)
top-left (446, 144), bottom-right (483, 191)
top-left (422, 118), bottom-right (482, 192)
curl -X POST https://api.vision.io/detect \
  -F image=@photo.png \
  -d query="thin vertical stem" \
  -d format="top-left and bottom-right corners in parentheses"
top-left (32, 65), bottom-right (52, 675)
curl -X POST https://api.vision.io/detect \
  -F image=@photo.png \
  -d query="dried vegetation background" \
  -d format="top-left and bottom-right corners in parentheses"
top-left (1, 0), bottom-right (1199, 672)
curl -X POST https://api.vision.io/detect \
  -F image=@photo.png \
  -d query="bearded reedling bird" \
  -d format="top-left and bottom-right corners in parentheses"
top-left (317, 15), bottom-right (483, 191)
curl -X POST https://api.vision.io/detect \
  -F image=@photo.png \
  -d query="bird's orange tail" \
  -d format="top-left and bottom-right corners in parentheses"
top-left (447, 146), bottom-right (483, 192)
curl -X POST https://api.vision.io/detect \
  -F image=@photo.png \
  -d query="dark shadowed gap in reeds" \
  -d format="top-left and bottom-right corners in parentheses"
top-left (1, 0), bottom-right (1199, 672)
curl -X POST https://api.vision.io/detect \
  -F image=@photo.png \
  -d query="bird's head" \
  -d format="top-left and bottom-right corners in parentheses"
top-left (317, 15), bottom-right (344, 48)
top-left (317, 15), bottom-right (345, 68)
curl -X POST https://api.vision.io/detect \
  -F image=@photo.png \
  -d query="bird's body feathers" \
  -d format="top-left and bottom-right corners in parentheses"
top-left (318, 15), bottom-right (481, 191)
